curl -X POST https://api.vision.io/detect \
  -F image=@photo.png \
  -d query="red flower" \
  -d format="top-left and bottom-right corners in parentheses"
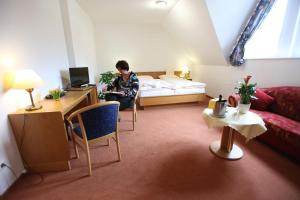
top-left (244, 75), bottom-right (252, 85)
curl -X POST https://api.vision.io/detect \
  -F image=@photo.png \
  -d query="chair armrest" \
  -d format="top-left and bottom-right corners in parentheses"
top-left (133, 90), bottom-right (139, 107)
top-left (228, 94), bottom-right (240, 107)
top-left (66, 112), bottom-right (78, 130)
top-left (134, 90), bottom-right (139, 102)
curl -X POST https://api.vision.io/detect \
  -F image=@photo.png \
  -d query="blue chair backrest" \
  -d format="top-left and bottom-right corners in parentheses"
top-left (80, 104), bottom-right (119, 140)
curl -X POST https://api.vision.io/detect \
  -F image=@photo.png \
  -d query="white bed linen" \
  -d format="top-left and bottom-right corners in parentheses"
top-left (158, 74), bottom-right (179, 79)
top-left (139, 79), bottom-right (173, 89)
top-left (161, 77), bottom-right (206, 89)
top-left (139, 77), bottom-right (206, 97)
top-left (174, 87), bottom-right (205, 95)
top-left (139, 87), bottom-right (175, 97)
top-left (160, 76), bottom-right (206, 89)
top-left (139, 86), bottom-right (205, 97)
top-left (137, 75), bottom-right (154, 81)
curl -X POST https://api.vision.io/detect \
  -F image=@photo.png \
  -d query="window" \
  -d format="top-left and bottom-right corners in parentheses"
top-left (245, 0), bottom-right (300, 59)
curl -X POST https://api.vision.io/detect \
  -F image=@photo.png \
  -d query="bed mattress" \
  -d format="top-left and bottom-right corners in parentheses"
top-left (139, 77), bottom-right (206, 97)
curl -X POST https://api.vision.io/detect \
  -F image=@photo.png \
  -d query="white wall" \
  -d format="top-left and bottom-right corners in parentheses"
top-left (193, 0), bottom-right (300, 98)
top-left (192, 59), bottom-right (300, 98)
top-left (94, 22), bottom-right (191, 73)
top-left (277, 0), bottom-right (300, 57)
top-left (205, 0), bottom-right (257, 59)
top-left (162, 0), bottom-right (227, 66)
top-left (1, 0), bottom-right (299, 195)
top-left (0, 0), bottom-right (71, 195)
top-left (205, 0), bottom-right (300, 59)
top-left (66, 0), bottom-right (98, 83)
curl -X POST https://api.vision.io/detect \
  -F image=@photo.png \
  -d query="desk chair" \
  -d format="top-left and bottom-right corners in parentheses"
top-left (121, 91), bottom-right (139, 130)
top-left (67, 101), bottom-right (121, 176)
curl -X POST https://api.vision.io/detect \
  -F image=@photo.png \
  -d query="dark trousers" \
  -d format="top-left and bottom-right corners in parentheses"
top-left (105, 94), bottom-right (134, 111)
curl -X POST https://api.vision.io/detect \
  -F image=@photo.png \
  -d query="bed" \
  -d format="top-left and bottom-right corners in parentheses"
top-left (136, 71), bottom-right (206, 108)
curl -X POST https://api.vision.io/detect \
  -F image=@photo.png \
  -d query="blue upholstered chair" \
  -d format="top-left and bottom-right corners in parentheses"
top-left (67, 101), bottom-right (121, 176)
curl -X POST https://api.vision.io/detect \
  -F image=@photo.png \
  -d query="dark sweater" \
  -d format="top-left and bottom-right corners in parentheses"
top-left (107, 72), bottom-right (139, 98)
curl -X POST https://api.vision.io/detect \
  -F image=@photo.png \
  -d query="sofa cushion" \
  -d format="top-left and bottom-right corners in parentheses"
top-left (251, 110), bottom-right (300, 148)
top-left (251, 88), bottom-right (274, 111)
top-left (264, 87), bottom-right (300, 122)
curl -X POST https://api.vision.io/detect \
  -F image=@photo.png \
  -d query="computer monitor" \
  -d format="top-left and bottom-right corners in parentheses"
top-left (69, 67), bottom-right (89, 87)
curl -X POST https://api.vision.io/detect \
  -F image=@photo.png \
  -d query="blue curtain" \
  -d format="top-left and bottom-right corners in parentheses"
top-left (229, 0), bottom-right (276, 66)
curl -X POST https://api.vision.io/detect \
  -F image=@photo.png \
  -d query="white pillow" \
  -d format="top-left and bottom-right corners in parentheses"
top-left (139, 79), bottom-right (154, 87)
top-left (140, 79), bottom-right (172, 89)
top-left (137, 75), bottom-right (154, 81)
top-left (158, 74), bottom-right (179, 80)
top-left (162, 78), bottom-right (206, 89)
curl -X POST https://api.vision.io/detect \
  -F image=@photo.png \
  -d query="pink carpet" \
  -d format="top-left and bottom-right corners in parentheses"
top-left (3, 103), bottom-right (300, 200)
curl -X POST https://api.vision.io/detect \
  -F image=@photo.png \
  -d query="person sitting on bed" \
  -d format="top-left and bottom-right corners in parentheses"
top-left (104, 60), bottom-right (139, 110)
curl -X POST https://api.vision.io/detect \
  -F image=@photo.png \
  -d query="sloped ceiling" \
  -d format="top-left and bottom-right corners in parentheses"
top-left (77, 0), bottom-right (180, 23)
top-left (205, 0), bottom-right (258, 59)
top-left (162, 0), bottom-right (227, 65)
top-left (77, 0), bottom-right (238, 66)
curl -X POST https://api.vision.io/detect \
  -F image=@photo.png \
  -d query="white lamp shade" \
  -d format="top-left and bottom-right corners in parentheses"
top-left (182, 66), bottom-right (189, 74)
top-left (12, 69), bottom-right (44, 89)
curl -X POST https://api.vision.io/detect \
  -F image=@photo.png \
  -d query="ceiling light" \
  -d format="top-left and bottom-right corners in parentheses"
top-left (155, 0), bottom-right (168, 7)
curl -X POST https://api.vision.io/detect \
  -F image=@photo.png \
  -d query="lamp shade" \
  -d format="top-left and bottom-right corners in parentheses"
top-left (182, 66), bottom-right (189, 74)
top-left (12, 69), bottom-right (43, 89)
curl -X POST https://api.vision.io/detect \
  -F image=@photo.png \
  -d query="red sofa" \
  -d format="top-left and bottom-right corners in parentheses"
top-left (229, 86), bottom-right (300, 162)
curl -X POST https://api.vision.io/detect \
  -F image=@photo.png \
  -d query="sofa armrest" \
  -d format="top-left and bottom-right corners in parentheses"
top-left (228, 94), bottom-right (240, 107)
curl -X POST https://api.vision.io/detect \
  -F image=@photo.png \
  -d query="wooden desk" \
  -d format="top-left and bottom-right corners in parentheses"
top-left (8, 87), bottom-right (97, 172)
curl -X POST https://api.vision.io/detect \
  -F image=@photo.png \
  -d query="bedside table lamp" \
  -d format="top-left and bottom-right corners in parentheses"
top-left (181, 66), bottom-right (190, 79)
top-left (12, 69), bottom-right (44, 111)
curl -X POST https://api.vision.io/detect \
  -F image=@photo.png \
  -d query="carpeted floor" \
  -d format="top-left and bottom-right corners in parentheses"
top-left (3, 103), bottom-right (300, 200)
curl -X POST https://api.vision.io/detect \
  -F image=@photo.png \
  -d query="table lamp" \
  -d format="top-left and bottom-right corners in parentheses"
top-left (181, 66), bottom-right (190, 79)
top-left (12, 69), bottom-right (44, 111)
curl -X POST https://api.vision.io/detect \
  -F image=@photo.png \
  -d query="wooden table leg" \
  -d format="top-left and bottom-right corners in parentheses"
top-left (209, 126), bottom-right (243, 160)
top-left (220, 126), bottom-right (234, 152)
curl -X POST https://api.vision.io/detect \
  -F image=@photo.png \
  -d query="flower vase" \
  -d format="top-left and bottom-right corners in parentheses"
top-left (53, 94), bottom-right (60, 101)
top-left (238, 103), bottom-right (251, 114)
top-left (49, 88), bottom-right (62, 101)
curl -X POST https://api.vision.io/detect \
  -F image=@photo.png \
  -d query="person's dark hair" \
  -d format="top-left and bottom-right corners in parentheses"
top-left (116, 60), bottom-right (129, 71)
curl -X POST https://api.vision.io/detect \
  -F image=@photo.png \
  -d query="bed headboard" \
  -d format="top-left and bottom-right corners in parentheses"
top-left (174, 71), bottom-right (182, 77)
top-left (136, 71), bottom-right (166, 79)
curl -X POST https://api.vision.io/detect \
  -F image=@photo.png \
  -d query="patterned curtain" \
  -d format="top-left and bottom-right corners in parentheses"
top-left (229, 0), bottom-right (276, 66)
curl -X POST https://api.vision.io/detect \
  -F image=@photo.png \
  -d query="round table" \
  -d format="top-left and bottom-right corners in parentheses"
top-left (202, 107), bottom-right (267, 160)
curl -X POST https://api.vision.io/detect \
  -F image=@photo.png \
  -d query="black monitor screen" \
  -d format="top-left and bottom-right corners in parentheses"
top-left (69, 67), bottom-right (89, 87)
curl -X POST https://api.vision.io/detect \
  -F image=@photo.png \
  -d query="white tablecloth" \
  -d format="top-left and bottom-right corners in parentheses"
top-left (202, 107), bottom-right (267, 142)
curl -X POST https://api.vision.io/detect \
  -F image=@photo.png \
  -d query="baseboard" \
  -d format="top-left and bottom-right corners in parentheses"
top-left (0, 168), bottom-right (25, 197)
